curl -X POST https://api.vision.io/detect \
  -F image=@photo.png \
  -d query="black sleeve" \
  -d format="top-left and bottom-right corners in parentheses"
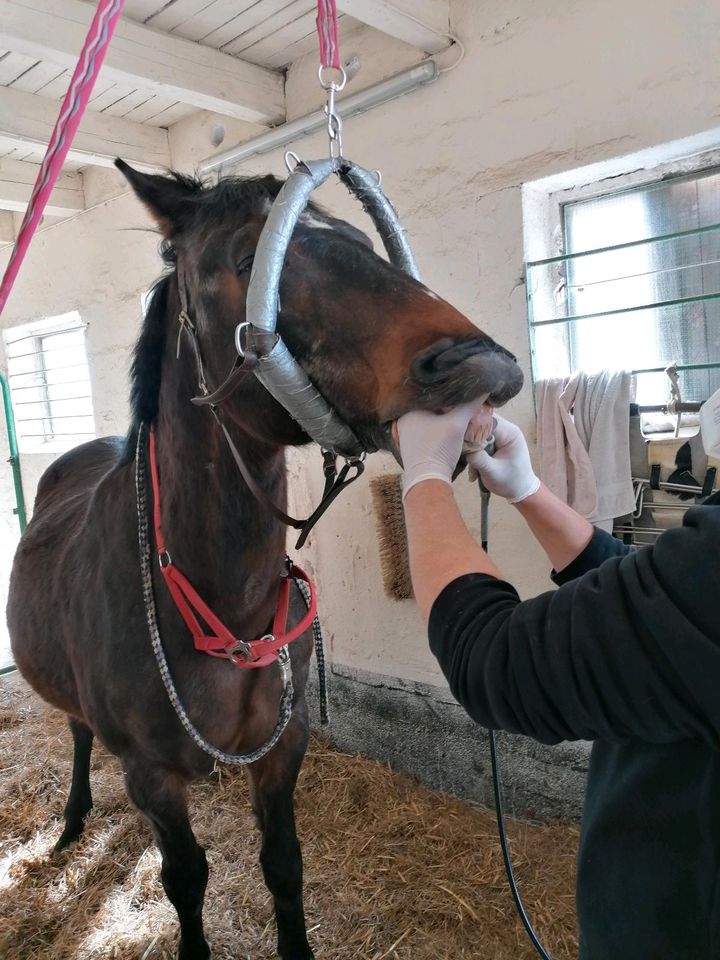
top-left (551, 527), bottom-right (632, 585)
top-left (428, 506), bottom-right (720, 746)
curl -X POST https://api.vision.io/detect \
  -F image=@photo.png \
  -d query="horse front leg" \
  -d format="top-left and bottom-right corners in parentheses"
top-left (247, 705), bottom-right (313, 960)
top-left (54, 716), bottom-right (94, 852)
top-left (124, 761), bottom-right (210, 960)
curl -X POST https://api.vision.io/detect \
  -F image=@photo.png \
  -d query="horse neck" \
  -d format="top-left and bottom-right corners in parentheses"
top-left (151, 330), bottom-right (288, 617)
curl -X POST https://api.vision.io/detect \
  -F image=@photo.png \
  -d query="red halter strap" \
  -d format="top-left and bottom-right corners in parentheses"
top-left (147, 425), bottom-right (318, 670)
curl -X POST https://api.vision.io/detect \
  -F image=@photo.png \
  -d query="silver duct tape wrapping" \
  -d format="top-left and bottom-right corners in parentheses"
top-left (255, 338), bottom-right (360, 453)
top-left (339, 163), bottom-right (419, 280)
top-left (245, 157), bottom-right (418, 456)
top-left (246, 158), bottom-right (336, 335)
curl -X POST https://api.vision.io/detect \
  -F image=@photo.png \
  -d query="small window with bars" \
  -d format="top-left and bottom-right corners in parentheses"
top-left (526, 168), bottom-right (720, 404)
top-left (4, 312), bottom-right (95, 453)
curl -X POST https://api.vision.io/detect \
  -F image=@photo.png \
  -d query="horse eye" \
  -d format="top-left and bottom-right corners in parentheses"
top-left (236, 255), bottom-right (254, 276)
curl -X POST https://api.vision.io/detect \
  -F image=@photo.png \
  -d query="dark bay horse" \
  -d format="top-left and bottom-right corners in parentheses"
top-left (7, 162), bottom-right (523, 960)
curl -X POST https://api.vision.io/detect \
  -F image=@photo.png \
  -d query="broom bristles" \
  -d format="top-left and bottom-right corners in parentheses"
top-left (369, 473), bottom-right (413, 600)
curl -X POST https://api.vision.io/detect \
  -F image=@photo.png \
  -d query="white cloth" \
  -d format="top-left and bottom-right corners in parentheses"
top-left (535, 375), bottom-right (598, 517)
top-left (573, 370), bottom-right (635, 526)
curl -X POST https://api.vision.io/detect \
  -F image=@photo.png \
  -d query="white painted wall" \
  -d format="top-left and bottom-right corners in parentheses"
top-left (1, 0), bottom-right (719, 688)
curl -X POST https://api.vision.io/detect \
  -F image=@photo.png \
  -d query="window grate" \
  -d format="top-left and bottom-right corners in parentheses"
top-left (526, 169), bottom-right (720, 405)
top-left (4, 312), bottom-right (95, 453)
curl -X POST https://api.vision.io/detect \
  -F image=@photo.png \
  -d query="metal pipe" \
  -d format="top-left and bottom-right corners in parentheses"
top-left (633, 476), bottom-right (718, 496)
top-left (630, 401), bottom-right (705, 414)
top-left (631, 362), bottom-right (720, 376)
top-left (200, 61), bottom-right (438, 172)
top-left (526, 222), bottom-right (720, 269)
top-left (1, 371), bottom-right (27, 533)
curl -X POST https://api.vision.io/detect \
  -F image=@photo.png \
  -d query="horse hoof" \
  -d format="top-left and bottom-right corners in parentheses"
top-left (177, 942), bottom-right (211, 960)
top-left (52, 826), bottom-right (82, 855)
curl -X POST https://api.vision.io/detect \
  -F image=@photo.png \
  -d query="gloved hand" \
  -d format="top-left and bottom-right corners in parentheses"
top-left (463, 414), bottom-right (540, 504)
top-left (396, 403), bottom-right (481, 499)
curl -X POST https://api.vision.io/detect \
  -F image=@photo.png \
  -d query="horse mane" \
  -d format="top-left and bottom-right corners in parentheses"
top-left (120, 239), bottom-right (174, 462)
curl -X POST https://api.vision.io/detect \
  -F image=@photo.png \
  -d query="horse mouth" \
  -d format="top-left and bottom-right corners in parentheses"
top-left (409, 337), bottom-right (524, 410)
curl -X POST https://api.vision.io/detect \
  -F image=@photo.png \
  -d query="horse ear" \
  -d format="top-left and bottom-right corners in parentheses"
top-left (115, 159), bottom-right (198, 237)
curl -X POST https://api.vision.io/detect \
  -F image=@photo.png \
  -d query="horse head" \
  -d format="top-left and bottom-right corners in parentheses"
top-left (118, 161), bottom-right (523, 453)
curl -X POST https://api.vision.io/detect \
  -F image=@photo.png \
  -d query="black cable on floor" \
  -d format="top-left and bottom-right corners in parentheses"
top-left (489, 728), bottom-right (552, 960)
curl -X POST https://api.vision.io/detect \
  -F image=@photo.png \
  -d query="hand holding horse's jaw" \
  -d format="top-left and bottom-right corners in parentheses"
top-left (394, 402), bottom-right (495, 498)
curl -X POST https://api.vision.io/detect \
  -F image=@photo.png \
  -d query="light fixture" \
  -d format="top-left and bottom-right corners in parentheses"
top-left (200, 60), bottom-right (438, 173)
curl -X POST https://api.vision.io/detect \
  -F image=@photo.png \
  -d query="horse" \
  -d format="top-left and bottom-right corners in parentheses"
top-left (6, 160), bottom-right (523, 960)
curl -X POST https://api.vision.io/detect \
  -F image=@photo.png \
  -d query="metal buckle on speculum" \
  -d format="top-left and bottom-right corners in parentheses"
top-left (235, 321), bottom-right (279, 359)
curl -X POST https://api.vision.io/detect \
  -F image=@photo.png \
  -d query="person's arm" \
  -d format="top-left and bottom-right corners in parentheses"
top-left (463, 414), bottom-right (629, 574)
top-left (397, 407), bottom-right (720, 746)
top-left (403, 481), bottom-right (501, 621)
top-left (428, 503), bottom-right (720, 745)
top-left (397, 409), bottom-right (619, 620)
top-left (514, 483), bottom-right (594, 571)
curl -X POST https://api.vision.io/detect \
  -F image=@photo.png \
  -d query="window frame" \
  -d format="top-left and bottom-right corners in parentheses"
top-left (4, 312), bottom-right (96, 454)
top-left (525, 147), bottom-right (720, 397)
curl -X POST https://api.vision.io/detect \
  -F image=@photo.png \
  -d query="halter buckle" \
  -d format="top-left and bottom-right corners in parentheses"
top-left (176, 310), bottom-right (193, 359)
top-left (226, 638), bottom-right (255, 662)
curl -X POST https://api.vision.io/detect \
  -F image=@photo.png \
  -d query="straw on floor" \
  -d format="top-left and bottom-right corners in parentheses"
top-left (0, 674), bottom-right (579, 960)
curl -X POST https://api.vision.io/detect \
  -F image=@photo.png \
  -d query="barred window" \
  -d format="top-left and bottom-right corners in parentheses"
top-left (4, 312), bottom-right (95, 453)
top-left (527, 168), bottom-right (720, 404)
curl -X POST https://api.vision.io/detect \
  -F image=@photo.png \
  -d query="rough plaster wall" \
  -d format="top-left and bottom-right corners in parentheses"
top-left (1, 0), bottom-right (719, 815)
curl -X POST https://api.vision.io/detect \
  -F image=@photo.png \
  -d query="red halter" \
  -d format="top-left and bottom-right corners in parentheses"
top-left (148, 425), bottom-right (318, 669)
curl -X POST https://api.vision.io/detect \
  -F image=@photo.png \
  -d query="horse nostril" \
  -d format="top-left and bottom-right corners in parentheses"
top-left (411, 338), bottom-right (478, 382)
top-left (411, 339), bottom-right (452, 379)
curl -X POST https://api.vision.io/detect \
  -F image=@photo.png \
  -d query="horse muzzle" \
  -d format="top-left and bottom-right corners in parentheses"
top-left (409, 337), bottom-right (524, 409)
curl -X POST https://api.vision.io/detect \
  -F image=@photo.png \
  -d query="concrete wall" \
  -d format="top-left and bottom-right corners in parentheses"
top-left (2, 0), bottom-right (718, 820)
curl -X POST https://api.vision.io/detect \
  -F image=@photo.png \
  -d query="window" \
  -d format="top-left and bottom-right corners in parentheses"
top-left (527, 168), bottom-right (720, 405)
top-left (4, 312), bottom-right (95, 453)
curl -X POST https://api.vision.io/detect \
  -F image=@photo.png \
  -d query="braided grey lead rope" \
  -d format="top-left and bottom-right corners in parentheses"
top-left (295, 576), bottom-right (329, 725)
top-left (135, 422), bottom-right (294, 765)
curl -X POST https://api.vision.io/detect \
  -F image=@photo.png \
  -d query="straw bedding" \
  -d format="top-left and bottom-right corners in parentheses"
top-left (0, 674), bottom-right (578, 959)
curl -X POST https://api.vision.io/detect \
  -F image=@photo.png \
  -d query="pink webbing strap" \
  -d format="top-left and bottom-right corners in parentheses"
top-left (148, 426), bottom-right (318, 670)
top-left (0, 0), bottom-right (125, 316)
top-left (316, 0), bottom-right (341, 70)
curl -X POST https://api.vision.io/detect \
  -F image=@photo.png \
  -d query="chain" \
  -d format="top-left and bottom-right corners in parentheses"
top-left (135, 422), bottom-right (295, 766)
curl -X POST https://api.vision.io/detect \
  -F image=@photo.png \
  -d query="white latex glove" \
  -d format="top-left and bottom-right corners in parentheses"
top-left (397, 403), bottom-right (480, 499)
top-left (463, 414), bottom-right (540, 504)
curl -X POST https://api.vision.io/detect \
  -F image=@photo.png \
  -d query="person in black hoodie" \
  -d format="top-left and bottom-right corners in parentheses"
top-left (395, 405), bottom-right (720, 960)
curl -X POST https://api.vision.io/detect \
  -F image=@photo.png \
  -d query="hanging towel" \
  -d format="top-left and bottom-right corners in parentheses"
top-left (535, 376), bottom-right (598, 517)
top-left (574, 370), bottom-right (635, 527)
